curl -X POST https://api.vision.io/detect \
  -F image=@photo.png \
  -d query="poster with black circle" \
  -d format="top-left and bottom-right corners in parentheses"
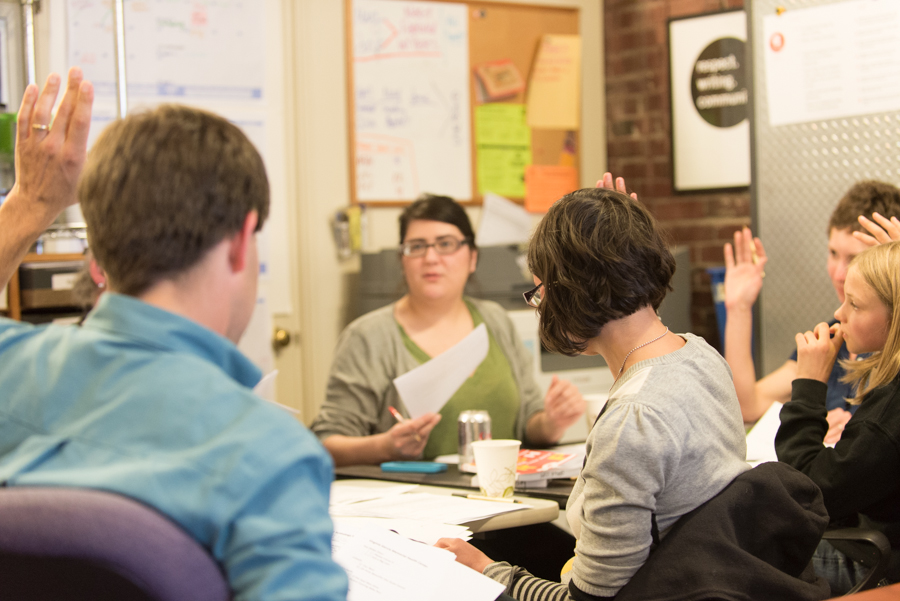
top-left (669, 10), bottom-right (750, 192)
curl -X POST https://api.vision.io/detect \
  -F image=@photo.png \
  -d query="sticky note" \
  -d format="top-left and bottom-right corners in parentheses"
top-left (526, 35), bottom-right (581, 129)
top-left (524, 165), bottom-right (579, 213)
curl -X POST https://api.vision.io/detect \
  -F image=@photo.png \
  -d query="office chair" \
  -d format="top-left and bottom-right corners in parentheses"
top-left (822, 527), bottom-right (892, 595)
top-left (0, 486), bottom-right (229, 601)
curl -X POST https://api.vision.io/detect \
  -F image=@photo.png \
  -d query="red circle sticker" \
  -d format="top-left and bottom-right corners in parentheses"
top-left (770, 32), bottom-right (785, 52)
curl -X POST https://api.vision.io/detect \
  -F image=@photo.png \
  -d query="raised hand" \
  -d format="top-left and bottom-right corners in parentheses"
top-left (854, 212), bottom-right (900, 247)
top-left (596, 171), bottom-right (639, 200)
top-left (723, 227), bottom-right (767, 311)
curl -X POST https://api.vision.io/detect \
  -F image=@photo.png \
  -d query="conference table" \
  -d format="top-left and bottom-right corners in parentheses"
top-left (332, 478), bottom-right (560, 534)
top-left (335, 463), bottom-right (575, 509)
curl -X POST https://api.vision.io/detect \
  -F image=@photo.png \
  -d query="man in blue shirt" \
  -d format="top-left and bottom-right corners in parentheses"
top-left (0, 68), bottom-right (348, 601)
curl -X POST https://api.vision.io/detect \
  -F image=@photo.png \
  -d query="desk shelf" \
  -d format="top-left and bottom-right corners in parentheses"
top-left (5, 253), bottom-right (85, 321)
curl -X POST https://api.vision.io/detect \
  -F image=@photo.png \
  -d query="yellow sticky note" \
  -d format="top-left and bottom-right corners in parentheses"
top-left (526, 35), bottom-right (581, 129)
top-left (475, 104), bottom-right (532, 198)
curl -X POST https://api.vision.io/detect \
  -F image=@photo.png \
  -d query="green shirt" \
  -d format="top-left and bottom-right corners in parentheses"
top-left (398, 300), bottom-right (520, 458)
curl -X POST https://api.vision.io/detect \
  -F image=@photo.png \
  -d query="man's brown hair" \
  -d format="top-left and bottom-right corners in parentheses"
top-left (527, 188), bottom-right (675, 356)
top-left (828, 180), bottom-right (900, 234)
top-left (78, 104), bottom-right (269, 296)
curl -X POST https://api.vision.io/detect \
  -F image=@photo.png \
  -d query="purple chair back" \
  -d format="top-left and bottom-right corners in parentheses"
top-left (0, 486), bottom-right (230, 601)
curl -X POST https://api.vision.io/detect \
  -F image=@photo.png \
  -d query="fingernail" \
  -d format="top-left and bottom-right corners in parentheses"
top-left (48, 73), bottom-right (60, 85)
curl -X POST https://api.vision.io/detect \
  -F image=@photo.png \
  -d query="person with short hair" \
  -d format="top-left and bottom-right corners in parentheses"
top-left (777, 240), bottom-right (900, 594)
top-left (312, 194), bottom-right (586, 466)
top-left (723, 180), bottom-right (900, 437)
top-left (436, 184), bottom-right (748, 600)
top-left (0, 69), bottom-right (348, 601)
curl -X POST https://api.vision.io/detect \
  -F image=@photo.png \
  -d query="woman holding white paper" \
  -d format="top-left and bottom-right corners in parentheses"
top-left (311, 194), bottom-right (585, 467)
top-left (436, 177), bottom-right (749, 599)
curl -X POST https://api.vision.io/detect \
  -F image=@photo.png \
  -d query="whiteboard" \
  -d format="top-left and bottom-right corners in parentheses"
top-left (52, 0), bottom-right (288, 372)
top-left (351, 0), bottom-right (472, 202)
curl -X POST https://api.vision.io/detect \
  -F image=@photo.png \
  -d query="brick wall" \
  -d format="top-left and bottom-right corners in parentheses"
top-left (604, 0), bottom-right (749, 350)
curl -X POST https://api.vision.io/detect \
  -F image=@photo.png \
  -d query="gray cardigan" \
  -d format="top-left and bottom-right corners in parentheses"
top-left (485, 334), bottom-right (749, 600)
top-left (311, 298), bottom-right (545, 448)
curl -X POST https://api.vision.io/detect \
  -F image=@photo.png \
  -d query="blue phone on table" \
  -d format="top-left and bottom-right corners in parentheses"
top-left (380, 461), bottom-right (448, 474)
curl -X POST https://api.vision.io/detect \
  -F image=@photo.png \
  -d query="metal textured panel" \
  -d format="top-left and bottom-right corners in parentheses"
top-left (750, 0), bottom-right (900, 373)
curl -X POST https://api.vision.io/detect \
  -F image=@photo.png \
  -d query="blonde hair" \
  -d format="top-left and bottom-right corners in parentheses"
top-left (840, 241), bottom-right (900, 404)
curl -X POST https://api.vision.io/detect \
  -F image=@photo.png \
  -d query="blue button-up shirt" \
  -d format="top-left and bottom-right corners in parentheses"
top-left (0, 293), bottom-right (348, 601)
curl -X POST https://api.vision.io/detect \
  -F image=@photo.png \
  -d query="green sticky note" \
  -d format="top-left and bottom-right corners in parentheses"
top-left (477, 146), bottom-right (531, 198)
top-left (475, 103), bottom-right (531, 198)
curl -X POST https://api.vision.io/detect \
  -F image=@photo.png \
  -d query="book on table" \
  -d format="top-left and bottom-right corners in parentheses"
top-left (464, 449), bottom-right (582, 488)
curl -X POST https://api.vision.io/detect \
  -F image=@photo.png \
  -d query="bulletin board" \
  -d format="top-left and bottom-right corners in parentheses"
top-left (346, 0), bottom-right (580, 206)
top-left (749, 0), bottom-right (900, 374)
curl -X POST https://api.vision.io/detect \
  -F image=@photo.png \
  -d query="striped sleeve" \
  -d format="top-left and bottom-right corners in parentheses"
top-left (483, 562), bottom-right (570, 601)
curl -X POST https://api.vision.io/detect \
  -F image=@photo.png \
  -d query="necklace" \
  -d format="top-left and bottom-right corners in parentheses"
top-left (610, 327), bottom-right (669, 393)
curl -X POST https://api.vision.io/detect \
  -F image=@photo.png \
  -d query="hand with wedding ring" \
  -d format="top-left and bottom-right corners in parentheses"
top-left (8, 67), bottom-right (94, 222)
top-left (0, 67), bottom-right (94, 289)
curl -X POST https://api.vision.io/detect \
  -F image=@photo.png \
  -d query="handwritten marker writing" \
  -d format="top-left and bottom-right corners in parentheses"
top-left (389, 406), bottom-right (421, 442)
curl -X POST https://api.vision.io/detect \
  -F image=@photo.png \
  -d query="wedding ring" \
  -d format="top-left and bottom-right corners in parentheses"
top-left (32, 123), bottom-right (50, 131)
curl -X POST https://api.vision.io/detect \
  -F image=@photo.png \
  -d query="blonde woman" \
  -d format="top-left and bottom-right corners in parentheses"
top-left (776, 241), bottom-right (900, 594)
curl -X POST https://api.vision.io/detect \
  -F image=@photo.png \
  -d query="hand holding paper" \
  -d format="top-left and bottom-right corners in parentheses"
top-left (393, 323), bottom-right (489, 418)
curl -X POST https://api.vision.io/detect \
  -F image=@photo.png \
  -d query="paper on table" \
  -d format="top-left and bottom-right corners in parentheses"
top-left (330, 484), bottom-right (419, 507)
top-left (745, 401), bottom-right (783, 466)
top-left (524, 165), bottom-right (579, 213)
top-left (526, 35), bottom-right (581, 129)
top-left (332, 516), bottom-right (472, 545)
top-left (332, 525), bottom-right (503, 601)
top-left (330, 492), bottom-right (526, 524)
top-left (393, 324), bottom-right (489, 418)
top-left (476, 192), bottom-right (533, 247)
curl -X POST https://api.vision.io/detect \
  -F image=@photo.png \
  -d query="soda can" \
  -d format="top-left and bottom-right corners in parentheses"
top-left (458, 410), bottom-right (491, 470)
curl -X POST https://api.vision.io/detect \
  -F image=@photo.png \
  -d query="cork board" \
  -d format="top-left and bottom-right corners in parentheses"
top-left (346, 0), bottom-right (580, 206)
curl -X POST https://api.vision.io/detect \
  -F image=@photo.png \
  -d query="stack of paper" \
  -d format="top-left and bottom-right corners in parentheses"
top-left (333, 524), bottom-right (505, 601)
top-left (330, 492), bottom-right (526, 524)
top-left (333, 517), bottom-right (471, 545)
top-left (330, 483), bottom-right (419, 507)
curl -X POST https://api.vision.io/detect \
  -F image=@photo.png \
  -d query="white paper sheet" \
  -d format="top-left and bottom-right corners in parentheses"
top-left (329, 492), bottom-right (526, 524)
top-left (332, 525), bottom-right (504, 601)
top-left (393, 323), bottom-right (489, 418)
top-left (332, 516), bottom-right (472, 545)
top-left (745, 401), bottom-right (783, 466)
top-left (763, 0), bottom-right (900, 126)
top-left (476, 192), bottom-right (533, 247)
top-left (330, 484), bottom-right (419, 507)
top-left (332, 526), bottom-right (452, 601)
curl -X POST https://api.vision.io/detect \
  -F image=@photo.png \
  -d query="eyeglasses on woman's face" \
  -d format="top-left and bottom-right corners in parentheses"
top-left (400, 236), bottom-right (469, 258)
top-left (523, 283), bottom-right (544, 308)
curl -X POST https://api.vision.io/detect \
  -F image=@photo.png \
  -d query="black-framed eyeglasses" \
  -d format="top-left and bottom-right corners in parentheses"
top-left (400, 236), bottom-right (469, 258)
top-left (523, 283), bottom-right (544, 308)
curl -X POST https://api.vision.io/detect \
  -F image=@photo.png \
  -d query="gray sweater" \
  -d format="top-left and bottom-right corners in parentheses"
top-left (485, 334), bottom-right (748, 600)
top-left (311, 298), bottom-right (544, 447)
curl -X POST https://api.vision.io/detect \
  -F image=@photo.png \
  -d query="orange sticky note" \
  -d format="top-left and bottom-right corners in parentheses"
top-left (524, 165), bottom-right (579, 213)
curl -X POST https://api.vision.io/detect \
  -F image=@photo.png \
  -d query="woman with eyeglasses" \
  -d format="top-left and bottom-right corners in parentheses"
top-left (311, 194), bottom-right (585, 466)
top-left (435, 180), bottom-right (749, 600)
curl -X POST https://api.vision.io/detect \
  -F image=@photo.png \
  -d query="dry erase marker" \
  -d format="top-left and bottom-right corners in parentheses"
top-left (389, 406), bottom-right (421, 442)
top-left (452, 492), bottom-right (521, 504)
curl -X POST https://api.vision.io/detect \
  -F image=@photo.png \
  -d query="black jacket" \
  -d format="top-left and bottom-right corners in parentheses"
top-left (776, 377), bottom-right (900, 548)
top-left (610, 462), bottom-right (830, 601)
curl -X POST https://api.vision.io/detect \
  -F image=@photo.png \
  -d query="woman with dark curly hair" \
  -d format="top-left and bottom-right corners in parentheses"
top-left (437, 178), bottom-right (749, 600)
